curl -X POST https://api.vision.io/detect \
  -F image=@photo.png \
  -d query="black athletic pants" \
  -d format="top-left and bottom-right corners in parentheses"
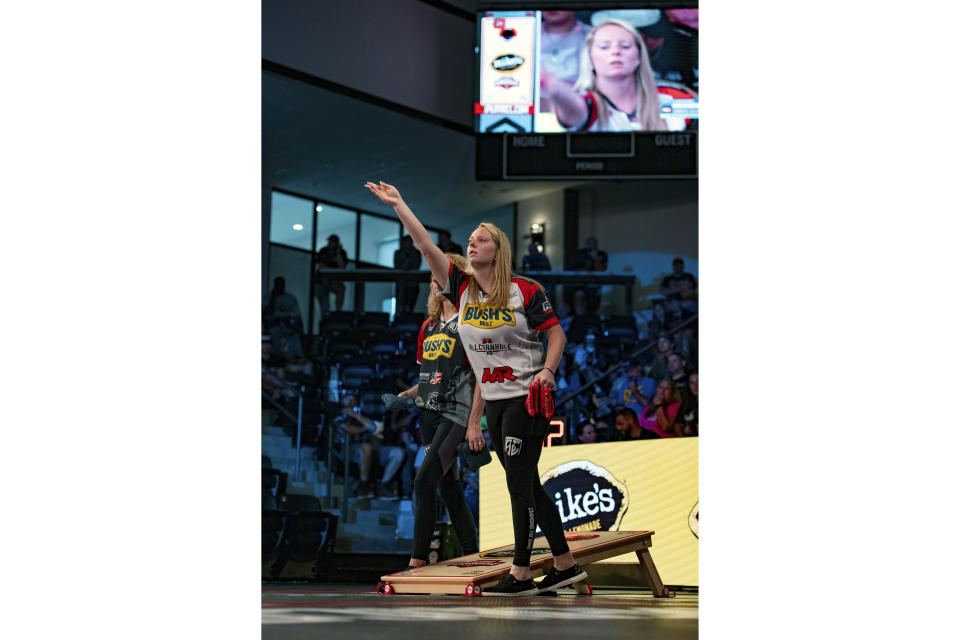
top-left (411, 410), bottom-right (478, 561)
top-left (485, 396), bottom-right (570, 567)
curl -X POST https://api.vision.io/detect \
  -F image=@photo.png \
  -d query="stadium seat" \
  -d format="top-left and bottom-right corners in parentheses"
top-left (273, 494), bottom-right (339, 581)
top-left (358, 312), bottom-right (390, 331)
top-left (340, 362), bottom-right (377, 389)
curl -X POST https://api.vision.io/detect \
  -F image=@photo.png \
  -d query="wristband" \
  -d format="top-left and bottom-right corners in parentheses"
top-left (544, 366), bottom-right (556, 377)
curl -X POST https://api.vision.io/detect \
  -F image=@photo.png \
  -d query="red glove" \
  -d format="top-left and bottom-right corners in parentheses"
top-left (525, 379), bottom-right (555, 419)
top-left (540, 382), bottom-right (554, 419)
top-left (525, 380), bottom-right (541, 417)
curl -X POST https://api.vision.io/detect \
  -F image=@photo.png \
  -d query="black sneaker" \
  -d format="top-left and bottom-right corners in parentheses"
top-left (378, 483), bottom-right (399, 501)
top-left (482, 574), bottom-right (538, 597)
top-left (536, 563), bottom-right (587, 592)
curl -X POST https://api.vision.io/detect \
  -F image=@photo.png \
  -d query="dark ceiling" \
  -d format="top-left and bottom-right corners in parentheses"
top-left (262, 70), bottom-right (584, 228)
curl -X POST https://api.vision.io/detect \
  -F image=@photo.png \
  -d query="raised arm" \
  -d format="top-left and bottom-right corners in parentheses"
top-left (541, 72), bottom-right (588, 130)
top-left (365, 181), bottom-right (451, 288)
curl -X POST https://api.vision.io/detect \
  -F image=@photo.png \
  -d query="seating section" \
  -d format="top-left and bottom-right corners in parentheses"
top-left (268, 494), bottom-right (339, 581)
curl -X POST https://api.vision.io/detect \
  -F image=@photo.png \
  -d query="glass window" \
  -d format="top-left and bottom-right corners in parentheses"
top-left (315, 203), bottom-right (357, 264)
top-left (270, 192), bottom-right (314, 251)
top-left (359, 214), bottom-right (401, 267)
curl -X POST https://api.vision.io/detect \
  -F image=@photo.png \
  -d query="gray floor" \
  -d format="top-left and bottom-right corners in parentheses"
top-left (262, 583), bottom-right (698, 640)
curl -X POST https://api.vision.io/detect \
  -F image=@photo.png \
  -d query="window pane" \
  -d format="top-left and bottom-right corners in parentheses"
top-left (360, 214), bottom-right (401, 267)
top-left (270, 192), bottom-right (314, 251)
top-left (266, 244), bottom-right (311, 330)
top-left (315, 203), bottom-right (357, 264)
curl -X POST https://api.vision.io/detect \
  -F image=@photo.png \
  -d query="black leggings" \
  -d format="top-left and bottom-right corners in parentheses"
top-left (411, 410), bottom-right (478, 561)
top-left (486, 396), bottom-right (570, 567)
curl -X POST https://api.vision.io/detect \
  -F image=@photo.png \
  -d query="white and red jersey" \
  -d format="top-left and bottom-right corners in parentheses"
top-left (438, 261), bottom-right (559, 401)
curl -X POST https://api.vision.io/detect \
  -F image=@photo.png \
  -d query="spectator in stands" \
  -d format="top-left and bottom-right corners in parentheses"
top-left (576, 421), bottom-right (598, 444)
top-left (609, 362), bottom-right (656, 411)
top-left (677, 372), bottom-right (698, 437)
top-left (594, 414), bottom-right (614, 442)
top-left (666, 352), bottom-right (689, 392)
top-left (436, 229), bottom-right (463, 256)
top-left (393, 235), bottom-right (422, 313)
top-left (675, 325), bottom-right (698, 368)
top-left (572, 237), bottom-right (607, 314)
top-left (659, 257), bottom-right (697, 301)
top-left (613, 408), bottom-right (645, 440)
top-left (378, 409), bottom-right (414, 499)
top-left (648, 334), bottom-right (675, 381)
top-left (315, 234), bottom-right (348, 315)
top-left (637, 380), bottom-right (681, 438)
top-left (648, 299), bottom-right (667, 337)
top-left (539, 10), bottom-right (590, 113)
top-left (638, 10), bottom-right (699, 91)
top-left (541, 19), bottom-right (667, 132)
top-left (573, 331), bottom-right (606, 382)
top-left (334, 394), bottom-right (382, 498)
top-left (522, 242), bottom-right (552, 271)
top-left (263, 276), bottom-right (303, 331)
top-left (664, 294), bottom-right (694, 333)
top-left (268, 316), bottom-right (304, 361)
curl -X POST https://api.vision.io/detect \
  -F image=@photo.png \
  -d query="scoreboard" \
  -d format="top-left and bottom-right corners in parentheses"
top-left (476, 131), bottom-right (698, 180)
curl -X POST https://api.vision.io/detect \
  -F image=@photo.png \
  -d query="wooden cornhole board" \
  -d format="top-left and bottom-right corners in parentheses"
top-left (378, 530), bottom-right (668, 597)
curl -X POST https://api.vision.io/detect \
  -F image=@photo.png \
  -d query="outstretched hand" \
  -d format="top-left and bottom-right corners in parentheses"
top-left (365, 181), bottom-right (402, 207)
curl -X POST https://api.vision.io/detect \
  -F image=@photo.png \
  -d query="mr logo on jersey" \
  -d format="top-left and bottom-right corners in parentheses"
top-left (422, 334), bottom-right (456, 360)
top-left (482, 366), bottom-right (517, 383)
top-left (461, 304), bottom-right (516, 329)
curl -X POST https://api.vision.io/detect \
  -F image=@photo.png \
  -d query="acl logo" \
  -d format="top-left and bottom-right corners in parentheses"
top-left (482, 366), bottom-right (517, 383)
top-left (504, 436), bottom-right (523, 457)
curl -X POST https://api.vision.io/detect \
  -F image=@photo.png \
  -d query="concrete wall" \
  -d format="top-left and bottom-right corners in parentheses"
top-left (577, 181), bottom-right (698, 307)
top-left (516, 190), bottom-right (564, 271)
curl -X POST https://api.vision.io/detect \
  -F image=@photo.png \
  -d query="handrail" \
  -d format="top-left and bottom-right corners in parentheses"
top-left (555, 312), bottom-right (699, 407)
top-left (261, 367), bottom-right (306, 480)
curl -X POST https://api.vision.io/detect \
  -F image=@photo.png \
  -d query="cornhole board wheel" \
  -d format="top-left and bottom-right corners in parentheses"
top-left (379, 530), bottom-right (666, 596)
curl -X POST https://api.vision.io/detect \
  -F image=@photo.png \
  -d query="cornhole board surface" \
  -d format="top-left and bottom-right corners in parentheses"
top-left (379, 530), bottom-right (667, 597)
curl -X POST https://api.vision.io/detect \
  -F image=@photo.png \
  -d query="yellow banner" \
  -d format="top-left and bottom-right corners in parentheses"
top-left (479, 438), bottom-right (698, 586)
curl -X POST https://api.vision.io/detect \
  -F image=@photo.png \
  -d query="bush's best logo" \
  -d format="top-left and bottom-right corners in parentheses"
top-left (461, 304), bottom-right (516, 329)
top-left (539, 460), bottom-right (628, 532)
top-left (492, 54), bottom-right (524, 72)
top-left (422, 334), bottom-right (456, 360)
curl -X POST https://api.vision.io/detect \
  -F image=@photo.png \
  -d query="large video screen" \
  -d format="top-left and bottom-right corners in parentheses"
top-left (475, 8), bottom-right (698, 134)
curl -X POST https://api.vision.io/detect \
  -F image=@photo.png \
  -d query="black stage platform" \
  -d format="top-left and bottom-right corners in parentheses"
top-left (262, 583), bottom-right (698, 640)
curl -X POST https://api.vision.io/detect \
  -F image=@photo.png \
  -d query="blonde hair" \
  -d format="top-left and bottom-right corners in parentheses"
top-left (466, 222), bottom-right (545, 309)
top-left (573, 18), bottom-right (666, 131)
top-left (427, 253), bottom-right (471, 320)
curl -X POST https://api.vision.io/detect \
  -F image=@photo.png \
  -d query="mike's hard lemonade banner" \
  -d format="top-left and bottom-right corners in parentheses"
top-left (479, 437), bottom-right (698, 586)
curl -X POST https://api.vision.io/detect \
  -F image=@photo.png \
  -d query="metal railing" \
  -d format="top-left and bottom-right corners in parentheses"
top-left (261, 368), bottom-right (306, 482)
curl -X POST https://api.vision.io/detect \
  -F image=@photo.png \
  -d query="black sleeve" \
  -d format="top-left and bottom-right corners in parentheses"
top-left (524, 285), bottom-right (559, 331)
top-left (436, 260), bottom-right (468, 308)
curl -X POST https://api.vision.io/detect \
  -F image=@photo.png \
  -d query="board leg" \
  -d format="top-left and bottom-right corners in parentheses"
top-left (635, 548), bottom-right (669, 597)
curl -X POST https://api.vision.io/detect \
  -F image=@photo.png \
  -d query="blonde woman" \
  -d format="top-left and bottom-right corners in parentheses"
top-left (394, 253), bottom-right (482, 571)
top-left (541, 18), bottom-right (667, 132)
top-left (366, 180), bottom-right (585, 597)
